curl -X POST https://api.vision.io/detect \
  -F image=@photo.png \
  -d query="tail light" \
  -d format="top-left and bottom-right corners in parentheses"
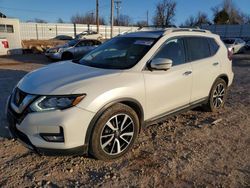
top-left (227, 48), bottom-right (233, 61)
top-left (2, 41), bottom-right (9, 48)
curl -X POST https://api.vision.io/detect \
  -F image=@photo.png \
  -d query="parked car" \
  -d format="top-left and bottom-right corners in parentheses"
top-left (223, 38), bottom-right (246, 54)
top-left (6, 28), bottom-right (234, 160)
top-left (0, 37), bottom-right (9, 55)
top-left (45, 39), bottom-right (102, 60)
top-left (245, 40), bottom-right (250, 50)
top-left (75, 30), bottom-right (103, 40)
top-left (52, 35), bottom-right (73, 41)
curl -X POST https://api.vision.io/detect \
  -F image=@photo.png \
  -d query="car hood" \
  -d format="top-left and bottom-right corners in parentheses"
top-left (17, 61), bottom-right (121, 95)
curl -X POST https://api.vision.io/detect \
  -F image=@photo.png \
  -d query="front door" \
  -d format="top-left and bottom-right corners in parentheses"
top-left (143, 37), bottom-right (193, 120)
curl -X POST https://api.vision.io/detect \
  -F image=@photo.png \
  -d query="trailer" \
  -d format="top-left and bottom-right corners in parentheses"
top-left (0, 18), bottom-right (22, 54)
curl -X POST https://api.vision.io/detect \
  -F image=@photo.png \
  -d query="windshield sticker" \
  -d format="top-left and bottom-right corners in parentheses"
top-left (134, 40), bottom-right (154, 46)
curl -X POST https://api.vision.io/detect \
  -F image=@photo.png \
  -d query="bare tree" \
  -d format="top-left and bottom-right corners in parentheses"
top-left (183, 12), bottom-right (210, 27)
top-left (153, 0), bottom-right (177, 27)
top-left (57, 18), bottom-right (64, 23)
top-left (196, 12), bottom-right (210, 26)
top-left (241, 13), bottom-right (250, 24)
top-left (184, 16), bottom-right (196, 27)
top-left (26, 18), bottom-right (47, 23)
top-left (136, 20), bottom-right (148, 28)
top-left (71, 13), bottom-right (105, 25)
top-left (114, 14), bottom-right (132, 26)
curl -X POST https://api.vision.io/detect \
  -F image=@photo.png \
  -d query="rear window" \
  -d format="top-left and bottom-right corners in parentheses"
top-left (185, 37), bottom-right (210, 61)
top-left (223, 39), bottom-right (235, 44)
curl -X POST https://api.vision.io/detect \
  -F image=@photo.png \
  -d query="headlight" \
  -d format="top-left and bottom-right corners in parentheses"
top-left (30, 94), bottom-right (86, 112)
top-left (49, 48), bottom-right (64, 53)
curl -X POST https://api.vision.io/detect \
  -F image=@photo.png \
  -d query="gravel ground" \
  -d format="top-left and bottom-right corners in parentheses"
top-left (0, 54), bottom-right (249, 187)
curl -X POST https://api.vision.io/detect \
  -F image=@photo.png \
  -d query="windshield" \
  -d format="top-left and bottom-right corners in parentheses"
top-left (223, 39), bottom-right (235, 44)
top-left (79, 37), bottom-right (156, 69)
top-left (67, 39), bottom-right (79, 47)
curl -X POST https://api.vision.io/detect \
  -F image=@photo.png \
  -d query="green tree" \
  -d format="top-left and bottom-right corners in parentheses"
top-left (213, 9), bottom-right (229, 24)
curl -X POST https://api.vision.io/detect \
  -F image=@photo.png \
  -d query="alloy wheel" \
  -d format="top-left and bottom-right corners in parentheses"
top-left (100, 113), bottom-right (134, 155)
top-left (212, 83), bottom-right (225, 109)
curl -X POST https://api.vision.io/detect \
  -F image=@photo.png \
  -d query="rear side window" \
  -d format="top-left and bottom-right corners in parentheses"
top-left (208, 38), bottom-right (219, 56)
top-left (185, 37), bottom-right (210, 61)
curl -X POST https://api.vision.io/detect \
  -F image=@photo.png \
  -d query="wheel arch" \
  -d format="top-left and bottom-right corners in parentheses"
top-left (61, 51), bottom-right (73, 60)
top-left (84, 98), bottom-right (144, 149)
top-left (218, 74), bottom-right (229, 86)
top-left (208, 74), bottom-right (229, 97)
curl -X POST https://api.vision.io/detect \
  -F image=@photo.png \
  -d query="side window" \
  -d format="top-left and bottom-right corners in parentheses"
top-left (0, 24), bottom-right (14, 33)
top-left (208, 38), bottom-right (219, 56)
top-left (153, 38), bottom-right (186, 66)
top-left (186, 37), bottom-right (210, 61)
top-left (76, 41), bottom-right (86, 47)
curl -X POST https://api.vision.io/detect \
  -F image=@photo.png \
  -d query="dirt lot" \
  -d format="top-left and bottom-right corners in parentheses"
top-left (0, 54), bottom-right (249, 187)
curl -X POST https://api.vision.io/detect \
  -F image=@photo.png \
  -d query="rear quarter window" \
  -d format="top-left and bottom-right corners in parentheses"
top-left (208, 38), bottom-right (219, 56)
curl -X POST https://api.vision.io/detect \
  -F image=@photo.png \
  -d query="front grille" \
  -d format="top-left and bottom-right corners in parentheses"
top-left (9, 88), bottom-right (36, 124)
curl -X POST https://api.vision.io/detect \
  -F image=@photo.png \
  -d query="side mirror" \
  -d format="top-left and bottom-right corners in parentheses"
top-left (150, 58), bottom-right (173, 71)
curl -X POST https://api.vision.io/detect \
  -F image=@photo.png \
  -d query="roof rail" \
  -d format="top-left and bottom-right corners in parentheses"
top-left (137, 25), bottom-right (178, 30)
top-left (167, 28), bottom-right (211, 34)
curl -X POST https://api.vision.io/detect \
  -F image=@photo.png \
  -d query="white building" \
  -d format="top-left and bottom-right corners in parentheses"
top-left (0, 18), bottom-right (22, 54)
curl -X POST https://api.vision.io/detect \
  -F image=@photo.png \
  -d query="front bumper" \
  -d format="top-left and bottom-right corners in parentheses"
top-left (6, 96), bottom-right (95, 156)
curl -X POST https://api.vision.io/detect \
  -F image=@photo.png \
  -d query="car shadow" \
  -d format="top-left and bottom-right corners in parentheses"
top-left (0, 54), bottom-right (51, 66)
top-left (0, 69), bottom-right (28, 138)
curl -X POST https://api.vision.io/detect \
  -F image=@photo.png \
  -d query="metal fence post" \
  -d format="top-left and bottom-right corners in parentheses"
top-left (74, 23), bottom-right (77, 38)
top-left (105, 26), bottom-right (107, 39)
top-left (224, 25), bottom-right (228, 38)
top-left (35, 24), bottom-right (38, 40)
top-left (239, 25), bottom-right (243, 38)
top-left (55, 24), bottom-right (58, 37)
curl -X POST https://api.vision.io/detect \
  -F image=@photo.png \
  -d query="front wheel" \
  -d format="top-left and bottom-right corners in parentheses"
top-left (89, 103), bottom-right (139, 160)
top-left (204, 78), bottom-right (228, 112)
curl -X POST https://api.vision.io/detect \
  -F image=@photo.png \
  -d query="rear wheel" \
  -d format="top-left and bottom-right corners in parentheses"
top-left (204, 78), bottom-right (228, 112)
top-left (89, 103), bottom-right (139, 160)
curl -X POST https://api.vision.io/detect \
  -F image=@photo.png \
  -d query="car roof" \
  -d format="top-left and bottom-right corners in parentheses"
top-left (120, 28), bottom-right (212, 39)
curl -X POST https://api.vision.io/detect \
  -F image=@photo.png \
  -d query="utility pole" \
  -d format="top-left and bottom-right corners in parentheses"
top-left (110, 0), bottom-right (114, 38)
top-left (114, 0), bottom-right (122, 26)
top-left (91, 11), bottom-right (94, 23)
top-left (146, 10), bottom-right (149, 26)
top-left (96, 0), bottom-right (99, 33)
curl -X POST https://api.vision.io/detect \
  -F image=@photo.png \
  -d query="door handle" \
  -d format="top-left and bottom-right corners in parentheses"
top-left (183, 71), bottom-right (192, 76)
top-left (213, 62), bottom-right (219, 66)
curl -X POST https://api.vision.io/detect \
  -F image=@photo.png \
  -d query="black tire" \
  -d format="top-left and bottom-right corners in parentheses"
top-left (61, 52), bottom-right (73, 60)
top-left (204, 78), bottom-right (228, 112)
top-left (89, 103), bottom-right (139, 161)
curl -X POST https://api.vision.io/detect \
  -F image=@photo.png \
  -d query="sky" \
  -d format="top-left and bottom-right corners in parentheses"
top-left (1, 0), bottom-right (250, 25)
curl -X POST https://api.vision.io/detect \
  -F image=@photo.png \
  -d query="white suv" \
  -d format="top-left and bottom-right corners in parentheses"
top-left (6, 28), bottom-right (234, 160)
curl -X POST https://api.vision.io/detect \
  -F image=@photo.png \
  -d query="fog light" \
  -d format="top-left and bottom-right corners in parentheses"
top-left (40, 127), bottom-right (64, 142)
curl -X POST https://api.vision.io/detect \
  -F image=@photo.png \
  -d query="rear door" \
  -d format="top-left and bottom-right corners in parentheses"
top-left (143, 37), bottom-right (193, 119)
top-left (74, 41), bottom-right (91, 58)
top-left (185, 37), bottom-right (220, 102)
